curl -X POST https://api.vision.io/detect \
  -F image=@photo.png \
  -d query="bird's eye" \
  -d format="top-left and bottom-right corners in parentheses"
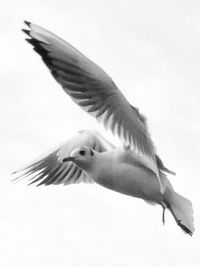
top-left (79, 150), bottom-right (85, 156)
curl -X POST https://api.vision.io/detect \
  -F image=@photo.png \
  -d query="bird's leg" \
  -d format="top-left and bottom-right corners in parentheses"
top-left (162, 205), bottom-right (166, 225)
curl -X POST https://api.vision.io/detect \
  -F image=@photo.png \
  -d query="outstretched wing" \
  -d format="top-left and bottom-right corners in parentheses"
top-left (22, 21), bottom-right (156, 163)
top-left (13, 130), bottom-right (115, 186)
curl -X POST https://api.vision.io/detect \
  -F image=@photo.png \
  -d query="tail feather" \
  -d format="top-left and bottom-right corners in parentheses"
top-left (164, 190), bottom-right (194, 236)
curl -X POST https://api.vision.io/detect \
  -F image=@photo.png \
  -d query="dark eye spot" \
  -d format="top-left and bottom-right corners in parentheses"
top-left (79, 150), bottom-right (85, 156)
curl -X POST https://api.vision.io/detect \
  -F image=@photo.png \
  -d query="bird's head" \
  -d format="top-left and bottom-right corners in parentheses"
top-left (62, 146), bottom-right (95, 170)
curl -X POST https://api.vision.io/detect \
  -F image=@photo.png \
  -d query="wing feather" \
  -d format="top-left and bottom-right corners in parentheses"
top-left (22, 22), bottom-right (156, 162)
top-left (13, 130), bottom-right (115, 186)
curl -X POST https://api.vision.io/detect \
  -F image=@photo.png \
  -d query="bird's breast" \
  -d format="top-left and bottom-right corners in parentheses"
top-left (93, 156), bottom-right (162, 202)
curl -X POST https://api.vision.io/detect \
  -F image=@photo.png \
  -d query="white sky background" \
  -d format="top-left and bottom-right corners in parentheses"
top-left (0, 0), bottom-right (200, 266)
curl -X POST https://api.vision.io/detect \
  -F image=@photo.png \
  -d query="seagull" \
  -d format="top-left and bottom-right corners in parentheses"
top-left (14, 21), bottom-right (194, 235)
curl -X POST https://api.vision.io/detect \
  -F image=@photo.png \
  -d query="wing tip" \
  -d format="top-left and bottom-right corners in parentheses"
top-left (22, 28), bottom-right (31, 36)
top-left (24, 20), bottom-right (31, 27)
top-left (177, 220), bottom-right (193, 236)
top-left (165, 169), bottom-right (176, 176)
top-left (25, 37), bottom-right (34, 45)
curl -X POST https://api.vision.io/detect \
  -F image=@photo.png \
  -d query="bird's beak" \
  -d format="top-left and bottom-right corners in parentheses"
top-left (62, 156), bottom-right (75, 163)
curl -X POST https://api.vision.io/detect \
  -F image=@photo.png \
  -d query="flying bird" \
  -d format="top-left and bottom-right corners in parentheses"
top-left (14, 21), bottom-right (194, 235)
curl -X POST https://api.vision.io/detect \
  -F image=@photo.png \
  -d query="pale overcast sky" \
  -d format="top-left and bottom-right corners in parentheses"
top-left (0, 0), bottom-right (200, 266)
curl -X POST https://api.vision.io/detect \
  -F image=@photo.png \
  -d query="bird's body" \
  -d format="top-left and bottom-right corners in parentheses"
top-left (13, 21), bottom-right (194, 235)
top-left (88, 149), bottom-right (162, 203)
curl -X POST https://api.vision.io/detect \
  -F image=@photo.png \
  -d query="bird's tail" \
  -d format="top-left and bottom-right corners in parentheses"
top-left (164, 188), bottom-right (194, 236)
